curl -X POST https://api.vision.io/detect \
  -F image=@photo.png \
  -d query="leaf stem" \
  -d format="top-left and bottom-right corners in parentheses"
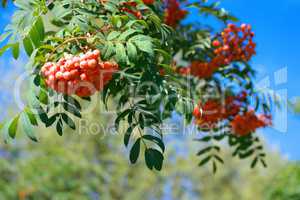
top-left (47, 36), bottom-right (90, 61)
top-left (129, 100), bottom-right (148, 149)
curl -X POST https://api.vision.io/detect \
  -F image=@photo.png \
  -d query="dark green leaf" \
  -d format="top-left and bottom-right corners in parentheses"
top-left (139, 113), bottom-right (145, 129)
top-left (198, 156), bottom-right (212, 166)
top-left (260, 158), bottom-right (267, 168)
top-left (61, 113), bottom-right (76, 130)
top-left (46, 114), bottom-right (58, 127)
top-left (33, 75), bottom-right (41, 86)
top-left (63, 95), bottom-right (81, 110)
top-left (213, 134), bottom-right (227, 141)
top-left (62, 102), bottom-right (82, 118)
top-left (37, 106), bottom-right (49, 124)
top-left (239, 149), bottom-right (254, 159)
top-left (115, 109), bottom-right (131, 130)
top-left (56, 118), bottom-right (63, 136)
top-left (195, 136), bottom-right (211, 142)
top-left (81, 96), bottom-right (91, 101)
top-left (214, 155), bottom-right (224, 164)
top-left (212, 161), bottom-right (217, 174)
top-left (251, 157), bottom-right (258, 168)
top-left (197, 146), bottom-right (212, 156)
top-left (130, 138), bottom-right (141, 164)
top-left (142, 135), bottom-right (165, 152)
top-left (124, 125), bottom-right (136, 147)
top-left (144, 148), bottom-right (164, 171)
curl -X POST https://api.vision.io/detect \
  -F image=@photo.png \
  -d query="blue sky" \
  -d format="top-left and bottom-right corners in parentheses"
top-left (0, 1), bottom-right (300, 159)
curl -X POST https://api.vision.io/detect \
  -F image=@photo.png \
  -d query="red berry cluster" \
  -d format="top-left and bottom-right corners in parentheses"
top-left (120, 2), bottom-right (145, 19)
top-left (213, 23), bottom-right (256, 63)
top-left (182, 61), bottom-right (216, 79)
top-left (223, 93), bottom-right (246, 118)
top-left (41, 50), bottom-right (118, 97)
top-left (193, 92), bottom-right (272, 136)
top-left (120, 0), bottom-right (155, 19)
top-left (164, 0), bottom-right (188, 28)
top-left (193, 100), bottom-right (223, 128)
top-left (193, 94), bottom-right (246, 129)
top-left (231, 111), bottom-right (272, 136)
top-left (120, 2), bottom-right (142, 19)
top-left (177, 24), bottom-right (256, 79)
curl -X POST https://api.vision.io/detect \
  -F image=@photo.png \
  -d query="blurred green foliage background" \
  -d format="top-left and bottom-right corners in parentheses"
top-left (0, 70), bottom-right (299, 200)
top-left (0, 107), bottom-right (299, 200)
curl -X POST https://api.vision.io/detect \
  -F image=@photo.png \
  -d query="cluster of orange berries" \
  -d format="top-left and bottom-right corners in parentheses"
top-left (213, 23), bottom-right (256, 63)
top-left (178, 61), bottom-right (216, 79)
top-left (178, 24), bottom-right (256, 79)
top-left (41, 50), bottom-right (118, 97)
top-left (193, 92), bottom-right (272, 136)
top-left (231, 111), bottom-right (272, 136)
top-left (164, 0), bottom-right (188, 28)
top-left (193, 93), bottom-right (246, 128)
top-left (193, 100), bottom-right (223, 128)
